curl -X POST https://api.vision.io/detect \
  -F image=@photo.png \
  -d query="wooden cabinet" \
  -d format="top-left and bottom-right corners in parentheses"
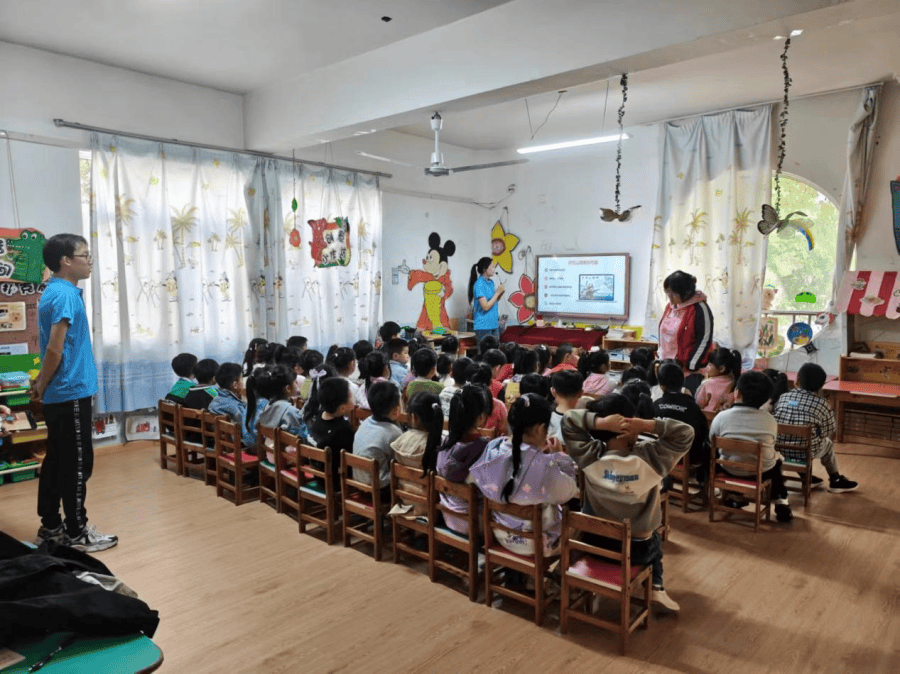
top-left (0, 392), bottom-right (47, 482)
top-left (600, 338), bottom-right (658, 371)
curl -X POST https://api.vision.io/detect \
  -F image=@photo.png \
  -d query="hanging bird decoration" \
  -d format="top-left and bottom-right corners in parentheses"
top-left (600, 73), bottom-right (641, 222)
top-left (757, 37), bottom-right (814, 250)
top-left (288, 150), bottom-right (301, 248)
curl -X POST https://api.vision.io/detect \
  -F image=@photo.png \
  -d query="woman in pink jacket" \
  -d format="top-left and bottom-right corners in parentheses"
top-left (658, 271), bottom-right (714, 392)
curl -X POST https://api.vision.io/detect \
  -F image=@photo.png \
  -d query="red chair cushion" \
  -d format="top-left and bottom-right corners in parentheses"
top-left (347, 492), bottom-right (374, 510)
top-left (568, 556), bottom-right (643, 589)
top-left (221, 452), bottom-right (258, 465)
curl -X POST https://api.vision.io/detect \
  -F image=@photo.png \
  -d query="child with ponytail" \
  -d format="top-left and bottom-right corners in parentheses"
top-left (436, 384), bottom-right (493, 535)
top-left (327, 346), bottom-right (360, 399)
top-left (579, 348), bottom-right (614, 397)
top-left (355, 349), bottom-right (391, 410)
top-left (253, 364), bottom-right (306, 463)
top-left (694, 347), bottom-right (742, 412)
top-left (388, 391), bottom-right (444, 518)
top-left (308, 376), bottom-right (356, 489)
top-left (469, 394), bottom-right (579, 556)
top-left (300, 363), bottom-right (337, 428)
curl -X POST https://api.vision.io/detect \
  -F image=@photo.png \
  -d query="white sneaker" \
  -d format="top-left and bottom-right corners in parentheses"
top-left (68, 525), bottom-right (118, 553)
top-left (651, 587), bottom-right (680, 613)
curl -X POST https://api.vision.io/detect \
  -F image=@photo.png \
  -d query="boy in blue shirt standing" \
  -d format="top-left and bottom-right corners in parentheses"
top-left (31, 234), bottom-right (118, 552)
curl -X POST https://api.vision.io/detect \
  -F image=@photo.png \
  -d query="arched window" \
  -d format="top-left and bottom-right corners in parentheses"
top-left (760, 173), bottom-right (839, 354)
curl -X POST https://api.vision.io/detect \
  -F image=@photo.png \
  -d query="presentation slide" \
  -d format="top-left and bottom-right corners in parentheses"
top-left (536, 254), bottom-right (629, 320)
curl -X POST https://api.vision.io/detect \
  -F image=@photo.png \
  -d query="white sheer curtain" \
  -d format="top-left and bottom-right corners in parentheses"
top-left (90, 134), bottom-right (382, 413)
top-left (260, 161), bottom-right (382, 348)
top-left (831, 85), bottom-right (881, 303)
top-left (645, 106), bottom-right (772, 362)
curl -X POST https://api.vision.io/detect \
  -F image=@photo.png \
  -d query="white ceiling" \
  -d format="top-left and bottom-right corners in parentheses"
top-left (2, 0), bottom-right (898, 154)
top-left (0, 0), bottom-right (513, 93)
top-left (393, 9), bottom-right (900, 151)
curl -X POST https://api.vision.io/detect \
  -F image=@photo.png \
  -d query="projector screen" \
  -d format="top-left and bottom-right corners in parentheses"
top-left (535, 253), bottom-right (630, 321)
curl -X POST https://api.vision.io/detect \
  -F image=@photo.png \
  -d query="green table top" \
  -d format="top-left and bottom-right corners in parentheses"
top-left (4, 632), bottom-right (162, 673)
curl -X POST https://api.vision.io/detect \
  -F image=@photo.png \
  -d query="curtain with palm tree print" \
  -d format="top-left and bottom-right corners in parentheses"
top-left (90, 134), bottom-right (262, 412)
top-left (644, 106), bottom-right (772, 363)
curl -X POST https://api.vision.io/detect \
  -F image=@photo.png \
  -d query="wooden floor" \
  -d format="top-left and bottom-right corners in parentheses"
top-left (1, 440), bottom-right (898, 673)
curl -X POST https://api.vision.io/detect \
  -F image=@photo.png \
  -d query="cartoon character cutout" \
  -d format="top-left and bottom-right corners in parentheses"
top-left (403, 232), bottom-right (455, 332)
top-left (308, 217), bottom-right (351, 268)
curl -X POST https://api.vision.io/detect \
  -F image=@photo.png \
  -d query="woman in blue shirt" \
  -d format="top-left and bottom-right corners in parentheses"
top-left (468, 256), bottom-right (506, 341)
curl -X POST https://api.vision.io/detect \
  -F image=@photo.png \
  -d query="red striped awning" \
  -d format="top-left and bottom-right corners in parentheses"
top-left (835, 271), bottom-right (900, 318)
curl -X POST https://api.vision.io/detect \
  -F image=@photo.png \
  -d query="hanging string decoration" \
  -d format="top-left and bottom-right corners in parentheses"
top-left (600, 73), bottom-right (641, 222)
top-left (288, 150), bottom-right (301, 248)
top-left (757, 37), bottom-right (814, 250)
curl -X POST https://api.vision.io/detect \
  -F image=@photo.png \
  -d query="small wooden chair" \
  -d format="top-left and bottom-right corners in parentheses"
top-left (431, 475), bottom-right (481, 602)
top-left (482, 498), bottom-right (556, 626)
top-left (656, 491), bottom-right (670, 542)
top-left (667, 455), bottom-right (706, 513)
top-left (709, 435), bottom-right (771, 532)
top-left (200, 411), bottom-right (220, 486)
top-left (340, 450), bottom-right (388, 561)
top-left (297, 442), bottom-right (339, 545)
top-left (776, 423), bottom-right (814, 508)
top-left (390, 463), bottom-right (432, 569)
top-left (257, 424), bottom-right (280, 511)
top-left (274, 429), bottom-right (301, 518)
top-left (157, 400), bottom-right (181, 474)
top-left (476, 426), bottom-right (501, 440)
top-left (559, 509), bottom-right (653, 655)
top-left (215, 417), bottom-right (259, 505)
top-left (177, 406), bottom-right (206, 479)
top-left (702, 409), bottom-right (718, 424)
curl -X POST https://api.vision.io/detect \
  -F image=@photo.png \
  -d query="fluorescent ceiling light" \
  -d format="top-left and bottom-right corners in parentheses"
top-left (790, 29), bottom-right (803, 36)
top-left (517, 133), bottom-right (628, 155)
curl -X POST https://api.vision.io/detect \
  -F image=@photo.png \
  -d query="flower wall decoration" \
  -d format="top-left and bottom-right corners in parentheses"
top-left (491, 221), bottom-right (519, 273)
top-left (508, 274), bottom-right (537, 323)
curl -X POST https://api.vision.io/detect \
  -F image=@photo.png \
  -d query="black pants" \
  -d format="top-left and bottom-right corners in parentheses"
top-left (38, 397), bottom-right (94, 537)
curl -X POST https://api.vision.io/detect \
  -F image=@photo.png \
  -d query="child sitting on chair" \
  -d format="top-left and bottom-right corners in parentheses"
top-left (549, 369), bottom-right (586, 441)
top-left (209, 362), bottom-right (265, 450)
top-left (352, 380), bottom-right (402, 500)
top-left (182, 358), bottom-right (219, 410)
top-left (653, 362), bottom-right (709, 489)
top-left (561, 393), bottom-right (693, 613)
top-left (695, 347), bottom-right (741, 413)
top-left (165, 352), bottom-right (197, 403)
top-left (389, 391), bottom-right (444, 518)
top-left (308, 377), bottom-right (356, 489)
top-left (773, 363), bottom-right (857, 493)
top-left (436, 385), bottom-right (493, 535)
top-left (709, 371), bottom-right (793, 522)
top-left (579, 349), bottom-right (614, 397)
top-left (252, 364), bottom-right (306, 462)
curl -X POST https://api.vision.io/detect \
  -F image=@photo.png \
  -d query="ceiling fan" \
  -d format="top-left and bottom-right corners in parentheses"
top-left (357, 112), bottom-right (528, 177)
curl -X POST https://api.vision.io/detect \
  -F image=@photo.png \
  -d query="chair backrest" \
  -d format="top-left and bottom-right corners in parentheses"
top-left (483, 497), bottom-right (543, 562)
top-left (562, 508), bottom-right (632, 568)
top-left (775, 422), bottom-right (812, 454)
top-left (703, 409), bottom-right (718, 424)
top-left (158, 399), bottom-right (179, 437)
top-left (178, 406), bottom-right (204, 440)
top-left (275, 428), bottom-right (299, 474)
top-left (396, 411), bottom-right (411, 429)
top-left (291, 394), bottom-right (306, 410)
top-left (215, 417), bottom-right (245, 466)
top-left (257, 423), bottom-right (278, 464)
top-left (711, 435), bottom-right (764, 478)
top-left (341, 450), bottom-right (381, 493)
top-left (432, 474), bottom-right (478, 532)
top-left (200, 410), bottom-right (219, 450)
top-left (297, 441), bottom-right (332, 490)
top-left (476, 426), bottom-right (500, 440)
top-left (391, 462), bottom-right (431, 513)
top-left (350, 406), bottom-right (372, 430)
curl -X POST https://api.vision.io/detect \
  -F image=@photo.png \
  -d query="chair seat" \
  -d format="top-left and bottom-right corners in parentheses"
top-left (347, 492), bottom-right (374, 510)
top-left (260, 460), bottom-right (275, 471)
top-left (568, 556), bottom-right (643, 591)
top-left (719, 476), bottom-right (761, 488)
top-left (487, 543), bottom-right (535, 564)
top-left (782, 461), bottom-right (807, 469)
top-left (434, 525), bottom-right (469, 543)
top-left (220, 451), bottom-right (258, 465)
top-left (280, 467), bottom-right (298, 480)
top-left (300, 480), bottom-right (324, 496)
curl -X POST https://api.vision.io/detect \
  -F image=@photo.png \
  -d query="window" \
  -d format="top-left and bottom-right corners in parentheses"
top-left (761, 173), bottom-right (839, 353)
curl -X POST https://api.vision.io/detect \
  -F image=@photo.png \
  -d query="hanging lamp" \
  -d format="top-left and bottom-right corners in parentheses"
top-left (757, 37), bottom-right (814, 249)
top-left (600, 73), bottom-right (641, 222)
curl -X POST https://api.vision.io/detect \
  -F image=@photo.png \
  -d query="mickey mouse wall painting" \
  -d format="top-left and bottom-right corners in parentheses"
top-left (403, 232), bottom-right (456, 332)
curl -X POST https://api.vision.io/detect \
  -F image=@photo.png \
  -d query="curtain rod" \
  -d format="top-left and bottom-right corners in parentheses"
top-left (647, 80), bottom-right (885, 127)
top-left (52, 119), bottom-right (393, 179)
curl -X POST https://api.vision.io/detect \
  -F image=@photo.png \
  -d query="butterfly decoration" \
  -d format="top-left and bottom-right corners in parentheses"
top-left (600, 205), bottom-right (641, 222)
top-left (600, 74), bottom-right (641, 223)
top-left (757, 204), bottom-right (814, 249)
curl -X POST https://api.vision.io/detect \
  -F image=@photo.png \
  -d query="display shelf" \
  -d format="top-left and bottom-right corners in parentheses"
top-left (601, 337), bottom-right (659, 371)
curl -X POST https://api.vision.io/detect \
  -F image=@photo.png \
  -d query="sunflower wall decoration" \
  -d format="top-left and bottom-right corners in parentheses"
top-left (491, 220), bottom-right (519, 273)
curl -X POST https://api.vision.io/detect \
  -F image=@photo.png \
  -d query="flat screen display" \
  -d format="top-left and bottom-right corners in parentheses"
top-left (535, 253), bottom-right (630, 320)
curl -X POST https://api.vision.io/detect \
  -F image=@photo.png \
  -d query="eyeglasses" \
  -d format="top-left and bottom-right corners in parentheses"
top-left (71, 254), bottom-right (93, 263)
